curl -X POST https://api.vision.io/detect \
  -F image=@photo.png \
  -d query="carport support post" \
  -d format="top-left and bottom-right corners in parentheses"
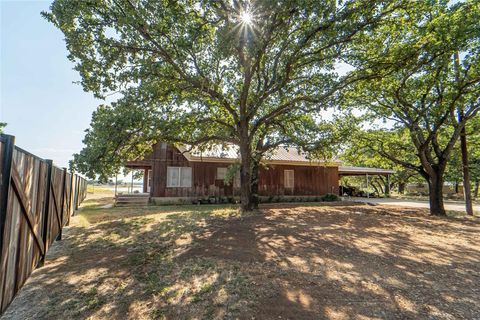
top-left (366, 174), bottom-right (369, 198)
top-left (114, 174), bottom-right (118, 197)
top-left (131, 172), bottom-right (134, 194)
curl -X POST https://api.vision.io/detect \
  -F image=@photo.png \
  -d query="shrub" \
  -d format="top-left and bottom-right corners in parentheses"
top-left (321, 193), bottom-right (339, 202)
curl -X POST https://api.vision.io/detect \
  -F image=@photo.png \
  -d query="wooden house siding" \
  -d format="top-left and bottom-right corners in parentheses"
top-left (127, 143), bottom-right (339, 198)
top-left (258, 165), bottom-right (338, 196)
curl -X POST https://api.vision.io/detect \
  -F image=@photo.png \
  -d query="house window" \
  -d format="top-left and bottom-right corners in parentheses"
top-left (167, 167), bottom-right (192, 187)
top-left (284, 170), bottom-right (294, 189)
top-left (217, 167), bottom-right (227, 180)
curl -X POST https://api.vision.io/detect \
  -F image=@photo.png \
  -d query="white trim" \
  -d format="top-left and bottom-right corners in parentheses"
top-left (166, 166), bottom-right (192, 187)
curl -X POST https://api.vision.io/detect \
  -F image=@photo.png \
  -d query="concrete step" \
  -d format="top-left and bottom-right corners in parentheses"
top-left (115, 193), bottom-right (150, 206)
top-left (116, 193), bottom-right (150, 197)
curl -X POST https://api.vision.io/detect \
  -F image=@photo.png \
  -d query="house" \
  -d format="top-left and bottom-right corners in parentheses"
top-left (125, 142), bottom-right (394, 203)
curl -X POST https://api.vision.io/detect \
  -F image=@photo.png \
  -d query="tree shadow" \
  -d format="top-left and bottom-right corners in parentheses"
top-left (1, 203), bottom-right (479, 319)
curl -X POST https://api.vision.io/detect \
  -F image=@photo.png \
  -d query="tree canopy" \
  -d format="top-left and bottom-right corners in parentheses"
top-left (45, 0), bottom-right (410, 210)
top-left (341, 127), bottom-right (421, 194)
top-left (344, 0), bottom-right (480, 215)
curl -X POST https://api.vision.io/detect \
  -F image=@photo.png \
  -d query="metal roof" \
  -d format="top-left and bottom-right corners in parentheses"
top-left (177, 144), bottom-right (341, 166)
top-left (178, 144), bottom-right (238, 160)
top-left (338, 166), bottom-right (395, 176)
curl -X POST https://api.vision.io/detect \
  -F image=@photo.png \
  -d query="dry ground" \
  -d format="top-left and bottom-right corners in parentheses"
top-left (1, 194), bottom-right (479, 320)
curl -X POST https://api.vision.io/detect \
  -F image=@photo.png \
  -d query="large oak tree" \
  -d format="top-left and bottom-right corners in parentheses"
top-left (45, 0), bottom-right (409, 211)
top-left (346, 1), bottom-right (480, 215)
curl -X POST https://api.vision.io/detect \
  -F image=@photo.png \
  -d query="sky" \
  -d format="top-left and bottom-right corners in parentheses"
top-left (0, 0), bottom-right (344, 176)
top-left (0, 0), bottom-right (387, 175)
top-left (1, 0), bottom-right (100, 168)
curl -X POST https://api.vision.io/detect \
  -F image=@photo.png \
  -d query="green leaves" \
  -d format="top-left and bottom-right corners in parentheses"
top-left (69, 93), bottom-right (160, 180)
top-left (46, 0), bottom-right (416, 181)
top-left (345, 0), bottom-right (480, 175)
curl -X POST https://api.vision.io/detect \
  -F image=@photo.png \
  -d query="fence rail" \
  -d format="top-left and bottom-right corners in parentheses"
top-left (0, 134), bottom-right (87, 313)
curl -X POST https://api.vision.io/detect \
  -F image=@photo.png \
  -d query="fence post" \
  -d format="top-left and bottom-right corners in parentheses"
top-left (56, 168), bottom-right (67, 241)
top-left (66, 173), bottom-right (73, 226)
top-left (0, 135), bottom-right (15, 304)
top-left (38, 159), bottom-right (53, 267)
top-left (74, 176), bottom-right (80, 211)
top-left (0, 135), bottom-right (15, 263)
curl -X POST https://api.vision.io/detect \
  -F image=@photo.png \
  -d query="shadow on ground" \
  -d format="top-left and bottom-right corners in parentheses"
top-left (1, 202), bottom-right (479, 320)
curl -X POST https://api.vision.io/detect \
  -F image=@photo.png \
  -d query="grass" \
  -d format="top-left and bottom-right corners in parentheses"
top-left (86, 184), bottom-right (116, 194)
top-left (64, 198), bottom-right (254, 319)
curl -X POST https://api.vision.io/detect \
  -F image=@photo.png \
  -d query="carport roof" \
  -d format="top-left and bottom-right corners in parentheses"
top-left (338, 166), bottom-right (395, 176)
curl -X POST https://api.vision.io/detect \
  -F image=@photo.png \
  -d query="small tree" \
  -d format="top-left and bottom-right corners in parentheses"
top-left (45, 0), bottom-right (408, 211)
top-left (346, 1), bottom-right (480, 215)
top-left (445, 116), bottom-right (480, 202)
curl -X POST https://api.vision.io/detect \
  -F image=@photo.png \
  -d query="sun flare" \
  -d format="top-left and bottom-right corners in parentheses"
top-left (240, 11), bottom-right (253, 25)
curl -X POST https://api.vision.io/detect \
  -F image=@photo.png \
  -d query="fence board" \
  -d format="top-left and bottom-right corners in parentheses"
top-left (0, 134), bottom-right (87, 314)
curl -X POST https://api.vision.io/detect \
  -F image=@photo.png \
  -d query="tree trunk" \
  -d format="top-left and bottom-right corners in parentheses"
top-left (428, 174), bottom-right (446, 216)
top-left (251, 160), bottom-right (260, 209)
top-left (376, 177), bottom-right (386, 195)
top-left (398, 182), bottom-right (406, 194)
top-left (371, 183), bottom-right (380, 196)
top-left (384, 178), bottom-right (391, 197)
top-left (240, 144), bottom-right (253, 211)
top-left (240, 138), bottom-right (258, 212)
top-left (455, 181), bottom-right (459, 194)
top-left (474, 180), bottom-right (479, 199)
top-left (460, 126), bottom-right (474, 215)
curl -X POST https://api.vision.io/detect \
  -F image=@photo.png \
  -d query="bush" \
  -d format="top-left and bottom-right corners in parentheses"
top-left (321, 193), bottom-right (339, 202)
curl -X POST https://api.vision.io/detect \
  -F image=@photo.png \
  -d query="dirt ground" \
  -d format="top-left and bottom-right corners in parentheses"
top-left (1, 196), bottom-right (479, 320)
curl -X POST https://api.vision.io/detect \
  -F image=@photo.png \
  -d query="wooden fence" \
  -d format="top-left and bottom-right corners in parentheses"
top-left (0, 134), bottom-right (87, 313)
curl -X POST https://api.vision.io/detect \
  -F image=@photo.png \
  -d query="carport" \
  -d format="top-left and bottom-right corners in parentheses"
top-left (338, 166), bottom-right (395, 198)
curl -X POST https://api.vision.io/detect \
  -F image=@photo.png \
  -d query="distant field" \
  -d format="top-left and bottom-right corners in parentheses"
top-left (86, 184), bottom-right (143, 194)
